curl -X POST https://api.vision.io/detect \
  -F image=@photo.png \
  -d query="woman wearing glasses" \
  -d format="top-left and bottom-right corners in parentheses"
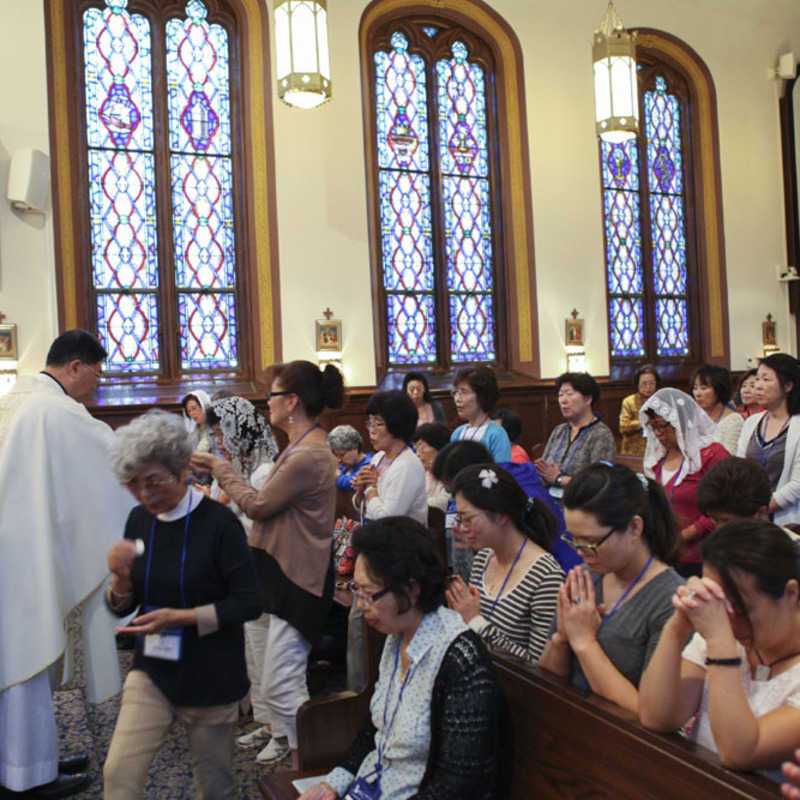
top-left (191, 360), bottom-right (344, 767)
top-left (104, 410), bottom-right (262, 798)
top-left (297, 516), bottom-right (504, 800)
top-left (450, 366), bottom-right (512, 463)
top-left (445, 465), bottom-right (563, 664)
top-left (352, 390), bottom-right (427, 525)
top-left (640, 387), bottom-right (730, 577)
top-left (538, 463), bottom-right (682, 713)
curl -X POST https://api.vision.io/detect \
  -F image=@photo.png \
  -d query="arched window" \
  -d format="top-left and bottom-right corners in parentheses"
top-left (361, 0), bottom-right (539, 378)
top-left (602, 31), bottom-right (729, 370)
top-left (45, 0), bottom-right (280, 383)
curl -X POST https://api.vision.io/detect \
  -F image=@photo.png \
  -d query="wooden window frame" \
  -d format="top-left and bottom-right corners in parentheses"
top-left (44, 0), bottom-right (281, 393)
top-left (359, 0), bottom-right (539, 383)
top-left (607, 29), bottom-right (729, 380)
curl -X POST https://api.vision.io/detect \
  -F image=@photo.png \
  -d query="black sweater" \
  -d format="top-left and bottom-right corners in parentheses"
top-left (337, 630), bottom-right (507, 799)
top-left (111, 497), bottom-right (263, 706)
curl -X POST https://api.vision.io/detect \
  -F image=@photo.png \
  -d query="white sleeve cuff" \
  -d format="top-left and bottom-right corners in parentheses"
top-left (324, 767), bottom-right (355, 796)
top-left (195, 604), bottom-right (220, 637)
top-left (467, 615), bottom-right (490, 635)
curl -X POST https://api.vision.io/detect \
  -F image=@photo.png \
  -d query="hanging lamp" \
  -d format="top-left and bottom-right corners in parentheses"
top-left (592, 1), bottom-right (638, 142)
top-left (274, 0), bottom-right (332, 109)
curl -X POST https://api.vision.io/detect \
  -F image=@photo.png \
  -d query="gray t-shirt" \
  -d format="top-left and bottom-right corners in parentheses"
top-left (542, 419), bottom-right (617, 479)
top-left (550, 567), bottom-right (684, 691)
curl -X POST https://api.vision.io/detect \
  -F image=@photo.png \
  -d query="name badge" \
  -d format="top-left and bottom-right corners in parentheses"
top-left (548, 486), bottom-right (564, 499)
top-left (343, 777), bottom-right (380, 800)
top-left (141, 606), bottom-right (184, 662)
top-left (445, 512), bottom-right (457, 538)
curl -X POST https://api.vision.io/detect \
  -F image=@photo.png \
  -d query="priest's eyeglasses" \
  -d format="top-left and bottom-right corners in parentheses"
top-left (347, 581), bottom-right (392, 608)
top-left (560, 527), bottom-right (618, 557)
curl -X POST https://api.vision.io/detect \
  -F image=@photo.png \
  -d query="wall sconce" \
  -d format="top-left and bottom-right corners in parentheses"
top-left (565, 309), bottom-right (587, 372)
top-left (316, 307), bottom-right (342, 370)
top-left (274, 0), bottom-right (332, 109)
top-left (592, 1), bottom-right (639, 143)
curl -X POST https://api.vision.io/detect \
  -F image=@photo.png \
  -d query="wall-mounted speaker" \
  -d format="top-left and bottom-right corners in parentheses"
top-left (7, 148), bottom-right (50, 213)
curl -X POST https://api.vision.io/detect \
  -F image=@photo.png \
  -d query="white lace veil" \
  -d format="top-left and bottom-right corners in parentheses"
top-left (639, 387), bottom-right (719, 486)
top-left (209, 396), bottom-right (278, 481)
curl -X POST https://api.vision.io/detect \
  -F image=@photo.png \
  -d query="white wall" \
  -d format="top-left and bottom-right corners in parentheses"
top-left (0, 0), bottom-right (57, 374)
top-left (1, 0), bottom-right (798, 384)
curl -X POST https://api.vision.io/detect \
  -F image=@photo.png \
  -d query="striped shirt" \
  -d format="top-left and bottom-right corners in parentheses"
top-left (467, 547), bottom-right (564, 664)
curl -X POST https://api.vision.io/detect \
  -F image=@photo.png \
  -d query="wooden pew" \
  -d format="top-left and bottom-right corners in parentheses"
top-left (259, 649), bottom-right (779, 800)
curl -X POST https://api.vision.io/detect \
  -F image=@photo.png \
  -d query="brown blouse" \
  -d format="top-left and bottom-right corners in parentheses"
top-left (213, 441), bottom-right (337, 598)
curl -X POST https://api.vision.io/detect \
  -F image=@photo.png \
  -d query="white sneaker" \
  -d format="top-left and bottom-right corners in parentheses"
top-left (236, 726), bottom-right (271, 749)
top-left (255, 735), bottom-right (290, 764)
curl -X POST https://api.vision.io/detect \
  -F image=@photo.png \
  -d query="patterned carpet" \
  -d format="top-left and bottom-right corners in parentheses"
top-left (3, 652), bottom-right (294, 799)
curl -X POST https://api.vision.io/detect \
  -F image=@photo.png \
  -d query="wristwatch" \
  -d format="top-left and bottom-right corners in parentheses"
top-left (553, 474), bottom-right (564, 488)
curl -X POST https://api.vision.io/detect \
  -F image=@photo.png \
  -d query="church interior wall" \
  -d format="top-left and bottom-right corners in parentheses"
top-left (0, 0), bottom-right (798, 385)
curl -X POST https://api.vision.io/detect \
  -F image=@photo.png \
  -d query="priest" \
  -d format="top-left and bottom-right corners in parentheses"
top-left (0, 330), bottom-right (134, 797)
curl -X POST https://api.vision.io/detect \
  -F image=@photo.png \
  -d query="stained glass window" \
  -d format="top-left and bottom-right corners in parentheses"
top-left (81, 0), bottom-right (240, 375)
top-left (602, 66), bottom-right (694, 363)
top-left (373, 28), bottom-right (498, 368)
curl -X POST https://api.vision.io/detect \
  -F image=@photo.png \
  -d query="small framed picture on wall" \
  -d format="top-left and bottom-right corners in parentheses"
top-left (316, 319), bottom-right (342, 352)
top-left (0, 324), bottom-right (18, 360)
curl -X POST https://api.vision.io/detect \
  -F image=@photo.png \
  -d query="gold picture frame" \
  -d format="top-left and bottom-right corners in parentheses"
top-left (565, 317), bottom-right (584, 348)
top-left (315, 319), bottom-right (342, 352)
top-left (0, 323), bottom-right (18, 360)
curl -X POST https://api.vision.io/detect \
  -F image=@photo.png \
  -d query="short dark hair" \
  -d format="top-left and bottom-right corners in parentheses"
top-left (45, 329), bottom-right (107, 366)
top-left (412, 422), bottom-right (451, 452)
top-left (453, 366), bottom-right (500, 413)
top-left (492, 407), bottom-right (522, 443)
top-left (690, 363), bottom-right (732, 405)
top-left (555, 372), bottom-right (599, 406)
top-left (272, 360), bottom-right (344, 417)
top-left (760, 353), bottom-right (800, 414)
top-left (696, 457), bottom-right (772, 518)
top-left (701, 519), bottom-right (800, 614)
top-left (366, 390), bottom-right (418, 442)
top-left (563, 463), bottom-right (679, 563)
top-left (451, 464), bottom-right (556, 550)
top-left (432, 440), bottom-right (492, 484)
top-left (402, 371), bottom-right (432, 402)
top-left (634, 364), bottom-right (661, 391)
top-left (737, 368), bottom-right (758, 391)
top-left (352, 516), bottom-right (447, 613)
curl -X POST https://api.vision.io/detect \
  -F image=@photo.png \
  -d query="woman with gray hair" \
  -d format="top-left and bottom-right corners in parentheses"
top-left (103, 410), bottom-right (262, 800)
top-left (327, 424), bottom-right (371, 492)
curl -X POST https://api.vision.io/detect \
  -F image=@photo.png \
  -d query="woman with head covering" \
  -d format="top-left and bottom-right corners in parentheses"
top-left (104, 410), bottom-right (262, 798)
top-left (737, 354), bottom-right (800, 526)
top-left (181, 390), bottom-right (213, 452)
top-left (640, 387), bottom-right (730, 577)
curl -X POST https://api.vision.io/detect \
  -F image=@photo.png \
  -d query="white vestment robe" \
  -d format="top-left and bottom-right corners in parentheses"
top-left (0, 374), bottom-right (134, 791)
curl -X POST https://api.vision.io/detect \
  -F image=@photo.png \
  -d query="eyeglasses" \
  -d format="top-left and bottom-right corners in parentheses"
top-left (267, 390), bottom-right (292, 400)
top-left (346, 581), bottom-right (392, 608)
top-left (125, 473), bottom-right (179, 494)
top-left (560, 527), bottom-right (618, 556)
top-left (453, 511), bottom-right (483, 528)
top-left (82, 363), bottom-right (103, 379)
top-left (451, 388), bottom-right (475, 399)
top-left (366, 419), bottom-right (387, 430)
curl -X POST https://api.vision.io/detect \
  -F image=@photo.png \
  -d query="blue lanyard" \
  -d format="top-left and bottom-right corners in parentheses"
top-left (144, 491), bottom-right (193, 609)
top-left (375, 643), bottom-right (419, 776)
top-left (758, 414), bottom-right (790, 468)
top-left (483, 539), bottom-right (527, 620)
top-left (656, 457), bottom-right (684, 502)
top-left (555, 419), bottom-right (596, 473)
top-left (283, 423), bottom-right (320, 458)
top-left (598, 555), bottom-right (653, 630)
